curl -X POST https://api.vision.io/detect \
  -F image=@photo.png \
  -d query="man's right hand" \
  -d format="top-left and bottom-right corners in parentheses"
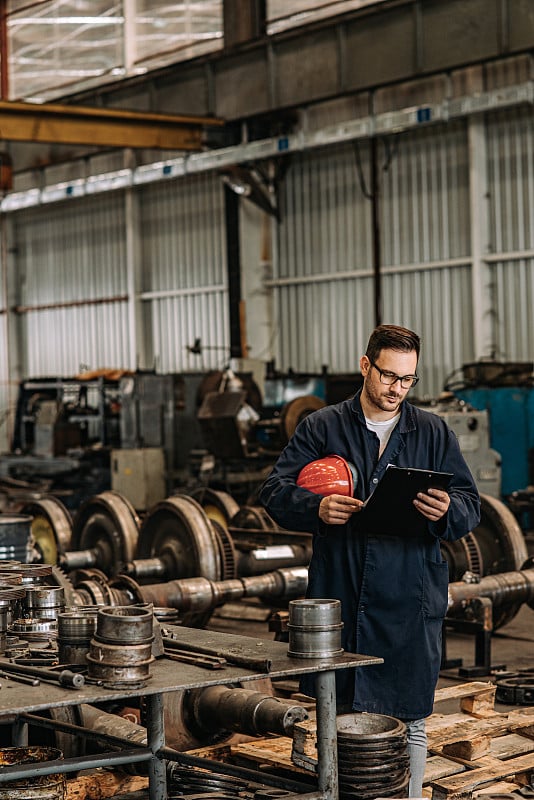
top-left (319, 495), bottom-right (363, 525)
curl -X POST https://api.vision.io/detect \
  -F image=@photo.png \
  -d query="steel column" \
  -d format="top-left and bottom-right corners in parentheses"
top-left (315, 669), bottom-right (339, 800)
top-left (145, 691), bottom-right (167, 800)
top-left (468, 112), bottom-right (494, 359)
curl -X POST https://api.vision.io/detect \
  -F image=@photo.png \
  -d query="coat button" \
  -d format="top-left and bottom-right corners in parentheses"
top-left (372, 478), bottom-right (378, 484)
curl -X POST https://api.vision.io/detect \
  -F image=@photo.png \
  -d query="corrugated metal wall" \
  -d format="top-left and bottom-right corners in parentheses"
top-left (487, 107), bottom-right (534, 363)
top-left (272, 142), bottom-right (374, 374)
top-left (273, 121), bottom-right (475, 397)
top-left (138, 172), bottom-right (228, 373)
top-left (9, 171), bottom-right (228, 380)
top-left (13, 193), bottom-right (130, 377)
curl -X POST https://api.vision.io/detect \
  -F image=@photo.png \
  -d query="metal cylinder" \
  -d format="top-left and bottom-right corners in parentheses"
top-left (287, 599), bottom-right (344, 659)
top-left (57, 609), bottom-right (98, 665)
top-left (95, 605), bottom-right (154, 644)
top-left (0, 746), bottom-right (66, 800)
top-left (22, 585), bottom-right (65, 621)
top-left (0, 515), bottom-right (33, 562)
top-left (11, 617), bottom-right (57, 645)
top-left (190, 685), bottom-right (309, 737)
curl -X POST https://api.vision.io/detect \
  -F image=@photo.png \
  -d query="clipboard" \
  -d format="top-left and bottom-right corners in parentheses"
top-left (359, 464), bottom-right (453, 535)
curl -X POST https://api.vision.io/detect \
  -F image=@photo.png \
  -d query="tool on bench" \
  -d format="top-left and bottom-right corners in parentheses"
top-left (161, 636), bottom-right (272, 672)
top-left (0, 668), bottom-right (40, 686)
top-left (0, 661), bottom-right (84, 688)
top-left (163, 647), bottom-right (227, 670)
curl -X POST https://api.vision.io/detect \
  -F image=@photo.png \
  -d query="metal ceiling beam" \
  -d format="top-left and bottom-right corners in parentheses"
top-left (0, 100), bottom-right (223, 149)
top-left (66, 0), bottom-right (534, 122)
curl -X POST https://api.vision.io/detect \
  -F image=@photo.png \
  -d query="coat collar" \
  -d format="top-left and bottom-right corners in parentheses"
top-left (350, 388), bottom-right (417, 433)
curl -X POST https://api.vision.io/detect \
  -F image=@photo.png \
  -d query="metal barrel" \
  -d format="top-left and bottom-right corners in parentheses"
top-left (0, 515), bottom-right (33, 562)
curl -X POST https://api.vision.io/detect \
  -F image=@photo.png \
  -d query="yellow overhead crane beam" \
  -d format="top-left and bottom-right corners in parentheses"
top-left (0, 100), bottom-right (223, 149)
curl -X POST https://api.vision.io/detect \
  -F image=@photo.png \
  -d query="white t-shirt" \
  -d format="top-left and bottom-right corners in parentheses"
top-left (365, 413), bottom-right (401, 458)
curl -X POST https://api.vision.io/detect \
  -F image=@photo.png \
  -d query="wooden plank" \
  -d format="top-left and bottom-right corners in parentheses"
top-left (66, 773), bottom-right (148, 800)
top-left (491, 733), bottom-right (534, 760)
top-left (433, 683), bottom-right (495, 705)
top-left (433, 682), bottom-right (497, 717)
top-left (230, 737), bottom-right (309, 773)
top-left (473, 780), bottom-right (523, 797)
top-left (442, 735), bottom-right (492, 761)
top-left (428, 709), bottom-right (534, 753)
top-left (424, 755), bottom-right (468, 782)
top-left (431, 751), bottom-right (534, 799)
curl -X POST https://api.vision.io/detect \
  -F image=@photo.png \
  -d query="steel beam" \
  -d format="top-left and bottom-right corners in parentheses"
top-left (68, 0), bottom-right (534, 122)
top-left (0, 100), bottom-right (222, 149)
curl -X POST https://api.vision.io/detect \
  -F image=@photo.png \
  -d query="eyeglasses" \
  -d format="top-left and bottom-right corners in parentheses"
top-left (369, 359), bottom-right (419, 389)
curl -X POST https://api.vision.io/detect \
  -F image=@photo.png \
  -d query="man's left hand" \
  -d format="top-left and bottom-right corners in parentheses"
top-left (414, 488), bottom-right (450, 521)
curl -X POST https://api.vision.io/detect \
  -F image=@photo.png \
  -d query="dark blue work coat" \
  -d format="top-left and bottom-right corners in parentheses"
top-left (259, 391), bottom-right (481, 720)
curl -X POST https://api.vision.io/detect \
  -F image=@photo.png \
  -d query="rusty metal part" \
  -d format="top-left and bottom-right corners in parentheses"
top-left (279, 395), bottom-right (327, 443)
top-left (186, 684), bottom-right (309, 737)
top-left (0, 660), bottom-right (84, 688)
top-left (189, 488), bottom-right (240, 530)
top-left (0, 746), bottom-right (65, 800)
top-left (237, 542), bottom-right (312, 577)
top-left (164, 649), bottom-right (227, 670)
top-left (134, 494), bottom-right (221, 627)
top-left (11, 616), bottom-right (58, 644)
top-left (0, 669), bottom-right (40, 686)
top-left (210, 519), bottom-right (238, 580)
top-left (495, 675), bottom-right (534, 705)
top-left (335, 714), bottom-right (409, 800)
top-left (0, 515), bottom-right (33, 563)
top-left (22, 585), bottom-right (65, 620)
top-left (69, 491), bottom-right (140, 576)
top-left (95, 605), bottom-right (154, 645)
top-left (137, 566), bottom-right (308, 626)
top-left (88, 639), bottom-right (154, 666)
top-left (230, 506), bottom-right (278, 531)
top-left (21, 496), bottom-right (73, 565)
top-left (161, 634), bottom-right (271, 673)
top-left (448, 566), bottom-right (534, 620)
top-left (136, 494), bottom-right (220, 581)
top-left (57, 610), bottom-right (97, 665)
top-left (58, 610), bottom-right (98, 641)
top-left (85, 652), bottom-right (154, 689)
top-left (72, 568), bottom-right (127, 607)
top-left (441, 494), bottom-right (528, 629)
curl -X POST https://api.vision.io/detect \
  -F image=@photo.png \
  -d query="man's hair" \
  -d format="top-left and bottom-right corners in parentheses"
top-left (365, 324), bottom-right (420, 362)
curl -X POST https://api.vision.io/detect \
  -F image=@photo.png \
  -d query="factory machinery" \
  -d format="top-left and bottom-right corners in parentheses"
top-left (8, 481), bottom-right (534, 666)
top-left (0, 478), bottom-right (533, 799)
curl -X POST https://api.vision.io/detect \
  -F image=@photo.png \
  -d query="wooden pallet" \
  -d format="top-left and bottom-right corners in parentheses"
top-left (188, 682), bottom-right (534, 800)
top-left (428, 681), bottom-right (534, 799)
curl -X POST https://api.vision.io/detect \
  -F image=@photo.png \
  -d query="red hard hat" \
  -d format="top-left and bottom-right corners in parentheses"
top-left (297, 455), bottom-right (357, 497)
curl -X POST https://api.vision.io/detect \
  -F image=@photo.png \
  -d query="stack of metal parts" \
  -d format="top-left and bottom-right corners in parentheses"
top-left (336, 713), bottom-right (410, 800)
top-left (0, 584), bottom-right (25, 656)
top-left (57, 608), bottom-right (98, 665)
top-left (0, 746), bottom-right (66, 800)
top-left (86, 605), bottom-right (155, 689)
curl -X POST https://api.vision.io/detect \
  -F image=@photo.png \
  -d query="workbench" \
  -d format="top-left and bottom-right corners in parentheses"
top-left (0, 626), bottom-right (382, 800)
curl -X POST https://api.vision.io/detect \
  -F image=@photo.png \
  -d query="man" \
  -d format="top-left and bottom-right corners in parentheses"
top-left (259, 324), bottom-right (480, 798)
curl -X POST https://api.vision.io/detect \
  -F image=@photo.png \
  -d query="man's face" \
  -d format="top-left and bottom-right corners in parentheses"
top-left (360, 348), bottom-right (418, 415)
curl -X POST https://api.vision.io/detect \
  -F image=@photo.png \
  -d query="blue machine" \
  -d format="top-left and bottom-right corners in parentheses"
top-left (455, 387), bottom-right (534, 497)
